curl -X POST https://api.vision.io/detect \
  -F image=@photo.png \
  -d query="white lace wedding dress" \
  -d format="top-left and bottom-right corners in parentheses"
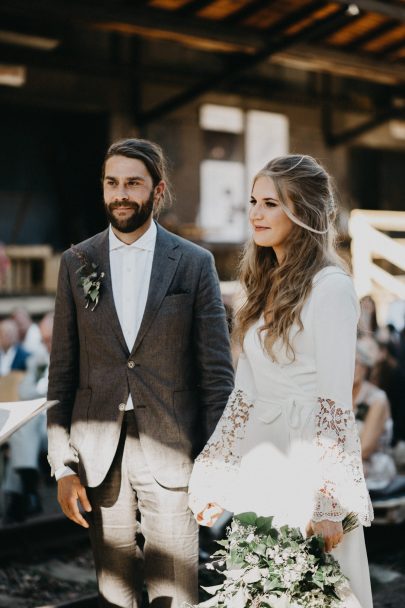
top-left (189, 267), bottom-right (374, 608)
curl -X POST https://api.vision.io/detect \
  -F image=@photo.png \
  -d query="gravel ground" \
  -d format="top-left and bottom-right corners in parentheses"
top-left (0, 546), bottom-right (97, 608)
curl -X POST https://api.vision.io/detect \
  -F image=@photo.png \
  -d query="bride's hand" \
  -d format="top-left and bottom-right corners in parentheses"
top-left (196, 502), bottom-right (224, 527)
top-left (306, 519), bottom-right (343, 553)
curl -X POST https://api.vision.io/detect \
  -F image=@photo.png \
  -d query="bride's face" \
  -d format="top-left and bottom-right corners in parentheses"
top-left (249, 176), bottom-right (294, 259)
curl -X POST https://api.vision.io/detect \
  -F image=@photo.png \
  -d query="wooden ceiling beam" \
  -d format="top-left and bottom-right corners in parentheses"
top-left (175, 0), bottom-right (215, 17)
top-left (262, 1), bottom-right (329, 36)
top-left (138, 4), bottom-right (361, 123)
top-left (222, 0), bottom-right (277, 25)
top-left (0, 0), bottom-right (265, 53)
top-left (271, 42), bottom-right (405, 85)
top-left (377, 38), bottom-right (405, 59)
top-left (345, 18), bottom-right (399, 51)
top-left (304, 9), bottom-right (363, 43)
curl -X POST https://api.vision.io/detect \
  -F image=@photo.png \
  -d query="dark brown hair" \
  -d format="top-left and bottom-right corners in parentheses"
top-left (102, 138), bottom-right (173, 215)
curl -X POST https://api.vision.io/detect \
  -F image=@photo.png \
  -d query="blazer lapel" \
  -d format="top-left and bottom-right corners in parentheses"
top-left (131, 224), bottom-right (181, 355)
top-left (90, 229), bottom-right (129, 356)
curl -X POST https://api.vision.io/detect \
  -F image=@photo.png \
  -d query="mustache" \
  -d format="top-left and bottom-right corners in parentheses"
top-left (107, 201), bottom-right (140, 211)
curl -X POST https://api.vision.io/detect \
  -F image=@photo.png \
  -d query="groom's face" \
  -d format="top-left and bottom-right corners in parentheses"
top-left (103, 155), bottom-right (157, 233)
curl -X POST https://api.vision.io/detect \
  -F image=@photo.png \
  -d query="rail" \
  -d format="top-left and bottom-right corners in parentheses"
top-left (349, 210), bottom-right (405, 324)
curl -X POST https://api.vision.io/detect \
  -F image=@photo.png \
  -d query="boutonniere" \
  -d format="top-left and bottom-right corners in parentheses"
top-left (72, 247), bottom-right (105, 311)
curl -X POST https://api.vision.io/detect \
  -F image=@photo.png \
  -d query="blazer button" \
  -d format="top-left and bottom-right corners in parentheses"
top-left (118, 403), bottom-right (126, 411)
top-left (127, 360), bottom-right (135, 369)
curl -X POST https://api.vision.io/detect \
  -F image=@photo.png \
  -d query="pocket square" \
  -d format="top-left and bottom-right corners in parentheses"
top-left (166, 289), bottom-right (191, 296)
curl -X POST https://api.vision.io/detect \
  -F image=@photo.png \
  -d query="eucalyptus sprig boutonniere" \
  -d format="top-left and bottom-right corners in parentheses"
top-left (72, 247), bottom-right (105, 311)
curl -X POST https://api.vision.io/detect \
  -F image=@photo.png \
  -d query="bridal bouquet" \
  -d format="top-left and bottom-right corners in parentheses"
top-left (198, 512), bottom-right (358, 608)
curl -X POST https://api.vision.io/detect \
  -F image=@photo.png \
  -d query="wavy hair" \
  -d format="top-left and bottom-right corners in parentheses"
top-left (234, 154), bottom-right (347, 361)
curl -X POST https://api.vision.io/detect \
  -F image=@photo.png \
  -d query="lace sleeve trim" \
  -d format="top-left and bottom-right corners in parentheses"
top-left (188, 388), bottom-right (254, 515)
top-left (312, 397), bottom-right (373, 526)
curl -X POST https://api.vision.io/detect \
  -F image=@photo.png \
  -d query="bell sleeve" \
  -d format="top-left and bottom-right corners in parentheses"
top-left (312, 271), bottom-right (373, 526)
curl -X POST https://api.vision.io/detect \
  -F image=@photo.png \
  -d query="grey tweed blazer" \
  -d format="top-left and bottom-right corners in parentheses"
top-left (47, 222), bottom-right (234, 488)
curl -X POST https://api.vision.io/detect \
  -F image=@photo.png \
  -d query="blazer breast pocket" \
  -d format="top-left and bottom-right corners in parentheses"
top-left (160, 292), bottom-right (193, 314)
top-left (164, 290), bottom-right (192, 299)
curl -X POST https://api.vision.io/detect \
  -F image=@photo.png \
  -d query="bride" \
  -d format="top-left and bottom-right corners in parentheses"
top-left (188, 154), bottom-right (374, 608)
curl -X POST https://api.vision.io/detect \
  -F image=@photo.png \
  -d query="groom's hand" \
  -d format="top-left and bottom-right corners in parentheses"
top-left (57, 474), bottom-right (92, 528)
top-left (196, 502), bottom-right (224, 527)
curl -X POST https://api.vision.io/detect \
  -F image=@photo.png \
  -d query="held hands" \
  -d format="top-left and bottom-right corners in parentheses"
top-left (57, 474), bottom-right (92, 528)
top-left (306, 519), bottom-right (344, 553)
top-left (196, 502), bottom-right (224, 527)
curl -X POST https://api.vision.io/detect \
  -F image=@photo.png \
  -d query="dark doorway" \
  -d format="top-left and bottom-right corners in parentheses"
top-left (0, 105), bottom-right (108, 250)
top-left (349, 147), bottom-right (405, 213)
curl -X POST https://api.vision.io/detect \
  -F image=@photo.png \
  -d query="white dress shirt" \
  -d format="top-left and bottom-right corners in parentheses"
top-left (109, 221), bottom-right (157, 410)
top-left (55, 221), bottom-right (157, 480)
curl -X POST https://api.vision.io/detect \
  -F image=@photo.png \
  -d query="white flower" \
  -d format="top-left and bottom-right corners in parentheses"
top-left (245, 554), bottom-right (259, 565)
top-left (205, 563), bottom-right (215, 570)
top-left (246, 533), bottom-right (255, 543)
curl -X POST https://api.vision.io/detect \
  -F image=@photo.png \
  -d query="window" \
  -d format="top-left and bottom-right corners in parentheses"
top-left (198, 105), bottom-right (289, 242)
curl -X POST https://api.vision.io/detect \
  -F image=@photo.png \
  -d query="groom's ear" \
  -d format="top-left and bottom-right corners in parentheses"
top-left (154, 181), bottom-right (165, 204)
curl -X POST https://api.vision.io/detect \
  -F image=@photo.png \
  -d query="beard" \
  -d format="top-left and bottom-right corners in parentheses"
top-left (105, 191), bottom-right (154, 233)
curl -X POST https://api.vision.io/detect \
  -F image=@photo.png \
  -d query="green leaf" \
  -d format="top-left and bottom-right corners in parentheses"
top-left (256, 516), bottom-right (275, 536)
top-left (253, 543), bottom-right (267, 556)
top-left (234, 512), bottom-right (257, 527)
top-left (265, 534), bottom-right (277, 546)
top-left (215, 540), bottom-right (229, 548)
top-left (263, 577), bottom-right (281, 592)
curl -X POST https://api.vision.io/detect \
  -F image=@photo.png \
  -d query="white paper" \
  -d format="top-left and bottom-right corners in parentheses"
top-left (0, 399), bottom-right (58, 444)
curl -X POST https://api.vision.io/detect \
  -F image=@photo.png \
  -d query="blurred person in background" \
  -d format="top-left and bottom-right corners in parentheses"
top-left (358, 295), bottom-right (378, 337)
top-left (354, 338), bottom-right (396, 490)
top-left (371, 336), bottom-right (405, 448)
top-left (2, 312), bottom-right (54, 524)
top-left (0, 243), bottom-right (10, 289)
top-left (12, 307), bottom-right (42, 355)
top-left (0, 318), bottom-right (29, 375)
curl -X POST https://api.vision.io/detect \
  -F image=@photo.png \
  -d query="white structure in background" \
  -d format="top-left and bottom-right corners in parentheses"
top-left (246, 110), bottom-right (289, 186)
top-left (198, 105), bottom-right (289, 242)
top-left (349, 209), bottom-right (405, 328)
top-left (199, 160), bottom-right (246, 242)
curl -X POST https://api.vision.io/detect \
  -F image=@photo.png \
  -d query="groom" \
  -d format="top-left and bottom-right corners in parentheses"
top-left (47, 138), bottom-right (234, 608)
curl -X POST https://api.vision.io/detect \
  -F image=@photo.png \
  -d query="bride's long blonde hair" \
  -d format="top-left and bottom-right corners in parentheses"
top-left (234, 154), bottom-right (347, 360)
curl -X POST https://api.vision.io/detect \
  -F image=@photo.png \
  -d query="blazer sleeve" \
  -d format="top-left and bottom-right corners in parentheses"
top-left (312, 272), bottom-right (373, 526)
top-left (46, 251), bottom-right (80, 475)
top-left (192, 252), bottom-right (234, 444)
